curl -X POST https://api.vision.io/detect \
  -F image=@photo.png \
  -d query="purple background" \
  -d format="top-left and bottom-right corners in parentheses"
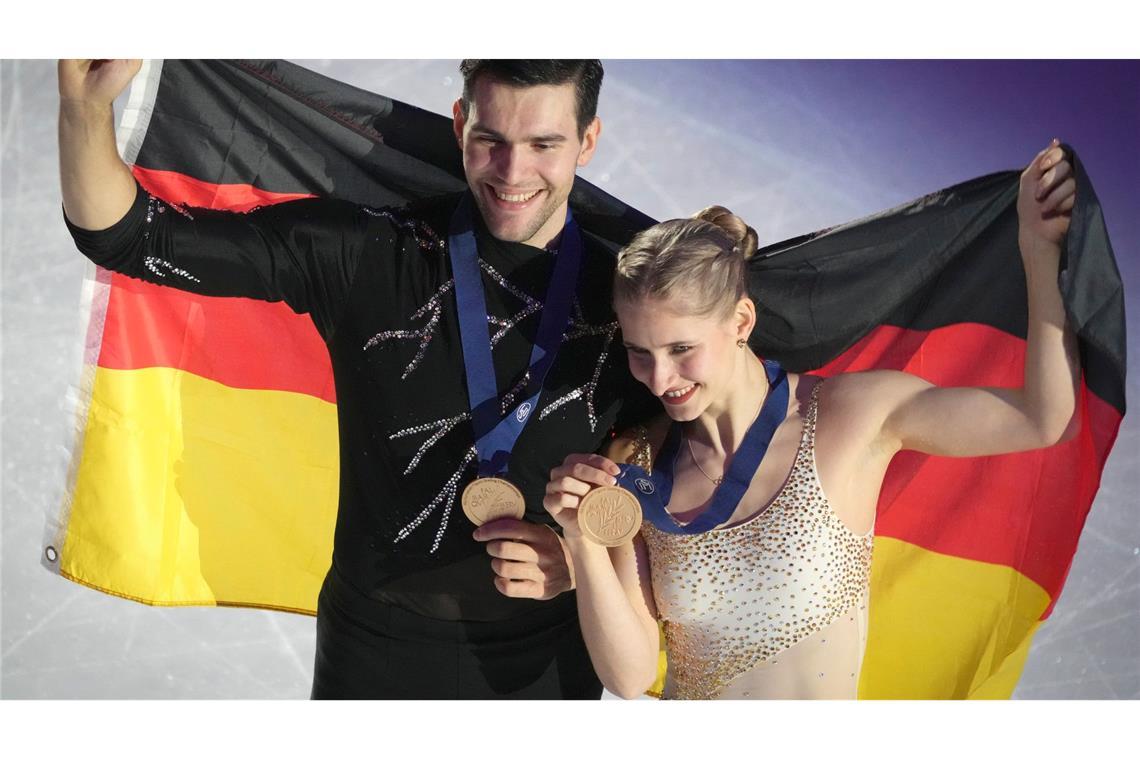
top-left (607, 60), bottom-right (1137, 304)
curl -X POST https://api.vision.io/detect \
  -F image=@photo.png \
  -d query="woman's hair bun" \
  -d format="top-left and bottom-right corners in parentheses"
top-left (692, 205), bottom-right (759, 260)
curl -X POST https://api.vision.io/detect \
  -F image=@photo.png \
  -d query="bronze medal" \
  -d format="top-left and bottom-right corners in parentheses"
top-left (578, 486), bottom-right (642, 547)
top-left (462, 477), bottom-right (526, 526)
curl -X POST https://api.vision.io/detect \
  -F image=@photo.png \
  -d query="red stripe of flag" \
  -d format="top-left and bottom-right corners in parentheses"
top-left (99, 272), bottom-right (336, 403)
top-left (96, 168), bottom-right (335, 402)
top-left (133, 166), bottom-right (314, 211)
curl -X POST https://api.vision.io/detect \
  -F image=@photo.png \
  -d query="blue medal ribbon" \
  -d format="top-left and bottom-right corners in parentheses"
top-left (449, 193), bottom-right (582, 478)
top-left (616, 360), bottom-right (789, 534)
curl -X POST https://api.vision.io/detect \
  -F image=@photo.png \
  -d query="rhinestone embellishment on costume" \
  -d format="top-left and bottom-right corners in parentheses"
top-left (640, 382), bottom-right (874, 699)
top-left (140, 195), bottom-right (200, 282)
top-left (394, 446), bottom-right (479, 553)
top-left (143, 256), bottom-right (201, 284)
top-left (376, 239), bottom-right (621, 553)
top-left (538, 301), bottom-right (619, 432)
top-left (361, 207), bottom-right (445, 253)
top-left (361, 260), bottom-right (543, 381)
top-left (499, 369), bottom-right (531, 416)
top-left (388, 413), bottom-right (471, 475)
top-left (363, 279), bottom-right (455, 379)
top-left (480, 262), bottom-right (543, 346)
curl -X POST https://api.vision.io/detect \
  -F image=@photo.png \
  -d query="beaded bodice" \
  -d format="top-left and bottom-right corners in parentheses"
top-left (640, 381), bottom-right (874, 699)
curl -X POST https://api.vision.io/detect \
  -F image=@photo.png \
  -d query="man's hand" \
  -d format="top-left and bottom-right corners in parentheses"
top-left (58, 60), bottom-right (142, 231)
top-left (59, 60), bottom-right (141, 106)
top-left (473, 518), bottom-right (574, 600)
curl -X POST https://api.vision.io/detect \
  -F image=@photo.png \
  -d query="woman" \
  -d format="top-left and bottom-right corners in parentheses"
top-left (543, 141), bottom-right (1079, 699)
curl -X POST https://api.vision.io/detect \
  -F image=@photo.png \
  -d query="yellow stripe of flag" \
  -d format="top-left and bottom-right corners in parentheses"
top-left (860, 536), bottom-right (1050, 698)
top-left (61, 366), bottom-right (339, 612)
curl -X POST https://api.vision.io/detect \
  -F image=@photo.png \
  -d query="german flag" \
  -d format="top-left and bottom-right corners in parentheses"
top-left (47, 60), bottom-right (1125, 698)
top-left (747, 158), bottom-right (1125, 697)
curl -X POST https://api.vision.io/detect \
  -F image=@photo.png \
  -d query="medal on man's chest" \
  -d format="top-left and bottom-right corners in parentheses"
top-left (448, 194), bottom-right (582, 527)
top-left (461, 477), bottom-right (526, 526)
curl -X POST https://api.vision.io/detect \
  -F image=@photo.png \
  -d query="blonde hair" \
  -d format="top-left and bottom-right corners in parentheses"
top-left (614, 205), bottom-right (759, 317)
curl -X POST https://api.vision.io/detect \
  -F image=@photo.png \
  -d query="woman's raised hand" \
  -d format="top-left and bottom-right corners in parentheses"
top-left (1018, 139), bottom-right (1076, 257)
top-left (543, 453), bottom-right (622, 541)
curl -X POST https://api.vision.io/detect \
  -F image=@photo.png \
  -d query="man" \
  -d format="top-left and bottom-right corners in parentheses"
top-left (59, 59), bottom-right (654, 699)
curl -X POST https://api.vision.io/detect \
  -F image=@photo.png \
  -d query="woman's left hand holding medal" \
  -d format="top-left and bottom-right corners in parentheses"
top-left (544, 453), bottom-right (641, 547)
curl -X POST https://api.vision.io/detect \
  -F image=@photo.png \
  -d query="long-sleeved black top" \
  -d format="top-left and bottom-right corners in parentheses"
top-left (66, 183), bottom-right (656, 622)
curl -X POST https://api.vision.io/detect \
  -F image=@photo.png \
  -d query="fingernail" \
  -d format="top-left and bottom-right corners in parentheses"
top-left (609, 475), bottom-right (618, 486)
top-left (472, 530), bottom-right (482, 540)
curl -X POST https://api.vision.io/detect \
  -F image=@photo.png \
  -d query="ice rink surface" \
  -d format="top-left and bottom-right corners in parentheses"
top-left (2, 59), bottom-right (1137, 699)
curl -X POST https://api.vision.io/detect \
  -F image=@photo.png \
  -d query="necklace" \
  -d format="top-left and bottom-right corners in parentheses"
top-left (633, 360), bottom-right (788, 536)
top-left (684, 374), bottom-right (772, 488)
top-left (686, 435), bottom-right (723, 485)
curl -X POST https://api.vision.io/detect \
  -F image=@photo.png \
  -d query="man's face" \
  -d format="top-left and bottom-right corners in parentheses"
top-left (453, 77), bottom-right (600, 248)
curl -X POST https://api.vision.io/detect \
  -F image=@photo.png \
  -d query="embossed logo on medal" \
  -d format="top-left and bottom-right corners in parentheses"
top-left (578, 486), bottom-right (642, 547)
top-left (462, 478), bottom-right (525, 526)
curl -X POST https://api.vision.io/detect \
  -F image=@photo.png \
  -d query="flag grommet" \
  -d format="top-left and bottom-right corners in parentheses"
top-left (44, 546), bottom-right (58, 563)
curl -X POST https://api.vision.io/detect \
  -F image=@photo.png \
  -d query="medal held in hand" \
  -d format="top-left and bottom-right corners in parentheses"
top-left (449, 194), bottom-right (583, 528)
top-left (578, 486), bottom-right (642, 546)
top-left (461, 477), bottom-right (526, 526)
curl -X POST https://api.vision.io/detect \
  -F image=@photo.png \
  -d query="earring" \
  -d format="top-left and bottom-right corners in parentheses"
top-left (737, 338), bottom-right (746, 349)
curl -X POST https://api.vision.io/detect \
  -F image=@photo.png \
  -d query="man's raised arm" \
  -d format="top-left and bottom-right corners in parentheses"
top-left (58, 59), bottom-right (141, 230)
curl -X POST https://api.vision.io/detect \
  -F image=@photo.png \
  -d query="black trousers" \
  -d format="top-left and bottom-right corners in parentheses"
top-left (310, 569), bottom-right (603, 699)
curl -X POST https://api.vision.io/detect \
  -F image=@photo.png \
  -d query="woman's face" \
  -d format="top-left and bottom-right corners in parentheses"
top-left (616, 294), bottom-right (751, 421)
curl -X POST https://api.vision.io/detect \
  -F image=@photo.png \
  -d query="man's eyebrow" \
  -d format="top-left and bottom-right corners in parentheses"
top-left (469, 125), bottom-right (568, 143)
top-left (469, 125), bottom-right (504, 139)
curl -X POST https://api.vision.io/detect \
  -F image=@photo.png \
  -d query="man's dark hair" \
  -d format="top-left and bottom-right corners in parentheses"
top-left (458, 60), bottom-right (604, 138)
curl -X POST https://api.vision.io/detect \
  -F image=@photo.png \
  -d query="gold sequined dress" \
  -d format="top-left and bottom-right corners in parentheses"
top-left (640, 382), bottom-right (874, 699)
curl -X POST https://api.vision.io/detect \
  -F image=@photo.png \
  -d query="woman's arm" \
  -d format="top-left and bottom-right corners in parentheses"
top-left (868, 140), bottom-right (1080, 458)
top-left (545, 450), bottom-right (660, 699)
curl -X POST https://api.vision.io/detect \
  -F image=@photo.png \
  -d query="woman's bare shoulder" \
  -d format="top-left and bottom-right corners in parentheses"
top-left (810, 369), bottom-right (935, 453)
